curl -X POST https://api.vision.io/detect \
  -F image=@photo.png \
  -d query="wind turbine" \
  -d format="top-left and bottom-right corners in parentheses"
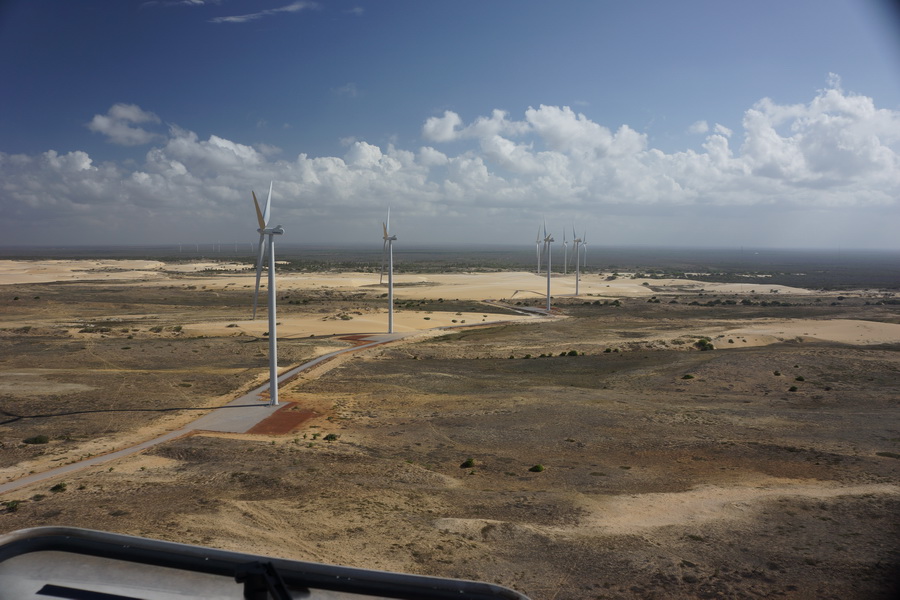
top-left (572, 225), bottom-right (582, 297)
top-left (251, 181), bottom-right (284, 407)
top-left (534, 225), bottom-right (543, 274)
top-left (582, 230), bottom-right (588, 269)
top-left (562, 229), bottom-right (568, 276)
top-left (381, 208), bottom-right (397, 333)
top-left (542, 223), bottom-right (554, 312)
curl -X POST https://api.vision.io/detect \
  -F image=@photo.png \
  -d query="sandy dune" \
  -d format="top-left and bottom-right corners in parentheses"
top-left (2, 259), bottom-right (896, 345)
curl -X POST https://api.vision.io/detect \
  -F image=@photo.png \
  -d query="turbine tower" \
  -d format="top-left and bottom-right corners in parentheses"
top-left (381, 208), bottom-right (397, 333)
top-left (251, 181), bottom-right (284, 407)
top-left (542, 224), bottom-right (554, 312)
top-left (562, 229), bottom-right (568, 276)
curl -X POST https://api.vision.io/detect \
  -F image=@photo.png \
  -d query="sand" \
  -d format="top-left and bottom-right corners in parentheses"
top-left (1, 259), bottom-right (888, 345)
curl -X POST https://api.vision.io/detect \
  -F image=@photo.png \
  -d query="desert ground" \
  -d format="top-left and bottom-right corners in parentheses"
top-left (0, 258), bottom-right (898, 599)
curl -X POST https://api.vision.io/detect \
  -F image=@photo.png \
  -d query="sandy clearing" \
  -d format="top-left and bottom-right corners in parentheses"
top-left (721, 318), bottom-right (900, 347)
top-left (0, 260), bottom-right (816, 299)
top-left (433, 479), bottom-right (900, 539)
top-left (184, 309), bottom-right (535, 338)
top-left (0, 259), bottom-right (170, 284)
top-left (573, 478), bottom-right (900, 536)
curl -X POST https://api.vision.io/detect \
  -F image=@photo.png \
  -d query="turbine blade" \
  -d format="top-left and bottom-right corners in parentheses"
top-left (263, 181), bottom-right (273, 226)
top-left (383, 221), bottom-right (388, 240)
top-left (252, 191), bottom-right (265, 230)
top-left (252, 234), bottom-right (266, 319)
top-left (386, 207), bottom-right (391, 234)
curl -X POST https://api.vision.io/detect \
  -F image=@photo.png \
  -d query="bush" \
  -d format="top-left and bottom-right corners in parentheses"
top-left (50, 482), bottom-right (67, 493)
top-left (681, 374), bottom-right (694, 379)
top-left (323, 433), bottom-right (339, 442)
top-left (694, 338), bottom-right (714, 351)
top-left (23, 435), bottom-right (50, 445)
top-left (788, 386), bottom-right (798, 392)
top-left (460, 458), bottom-right (475, 469)
top-left (529, 464), bottom-right (545, 472)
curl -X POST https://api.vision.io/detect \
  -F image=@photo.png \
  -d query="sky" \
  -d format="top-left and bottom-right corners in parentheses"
top-left (1, 0), bottom-right (899, 250)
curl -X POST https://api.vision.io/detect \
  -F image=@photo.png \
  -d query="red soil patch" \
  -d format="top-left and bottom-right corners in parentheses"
top-left (246, 403), bottom-right (319, 435)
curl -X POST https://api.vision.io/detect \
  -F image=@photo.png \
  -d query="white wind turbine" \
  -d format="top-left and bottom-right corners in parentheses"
top-left (562, 229), bottom-right (568, 275)
top-left (582, 230), bottom-right (588, 269)
top-left (571, 225), bottom-right (583, 297)
top-left (542, 223), bottom-right (554, 312)
top-left (381, 208), bottom-right (397, 333)
top-left (534, 225), bottom-right (543, 274)
top-left (251, 181), bottom-right (283, 407)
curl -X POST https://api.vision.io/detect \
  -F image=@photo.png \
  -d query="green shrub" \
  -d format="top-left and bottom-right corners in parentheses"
top-left (460, 458), bottom-right (475, 469)
top-left (694, 338), bottom-right (714, 351)
top-left (323, 433), bottom-right (339, 442)
top-left (528, 464), bottom-right (544, 472)
top-left (50, 482), bottom-right (67, 493)
top-left (789, 386), bottom-right (798, 392)
top-left (23, 435), bottom-right (50, 445)
top-left (681, 374), bottom-right (694, 379)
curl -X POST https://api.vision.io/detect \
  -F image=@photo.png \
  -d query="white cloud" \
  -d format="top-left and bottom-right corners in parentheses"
top-left (209, 1), bottom-right (318, 24)
top-left (4, 77), bottom-right (900, 247)
top-left (422, 111), bottom-right (463, 142)
top-left (87, 103), bottom-right (163, 146)
top-left (714, 123), bottom-right (732, 137)
top-left (688, 120), bottom-right (709, 134)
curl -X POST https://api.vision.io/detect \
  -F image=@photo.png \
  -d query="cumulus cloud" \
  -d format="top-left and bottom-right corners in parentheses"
top-left (4, 77), bottom-right (900, 247)
top-left (87, 103), bottom-right (163, 146)
top-left (714, 123), bottom-right (733, 137)
top-left (422, 111), bottom-right (463, 142)
top-left (688, 120), bottom-right (709, 134)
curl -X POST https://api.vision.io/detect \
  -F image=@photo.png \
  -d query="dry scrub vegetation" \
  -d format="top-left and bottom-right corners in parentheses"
top-left (1, 273), bottom-right (899, 599)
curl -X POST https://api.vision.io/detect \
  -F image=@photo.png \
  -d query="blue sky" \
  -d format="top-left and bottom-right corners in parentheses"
top-left (1, 0), bottom-right (899, 249)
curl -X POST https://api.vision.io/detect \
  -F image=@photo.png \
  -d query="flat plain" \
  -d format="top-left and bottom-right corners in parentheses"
top-left (0, 255), bottom-right (898, 599)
